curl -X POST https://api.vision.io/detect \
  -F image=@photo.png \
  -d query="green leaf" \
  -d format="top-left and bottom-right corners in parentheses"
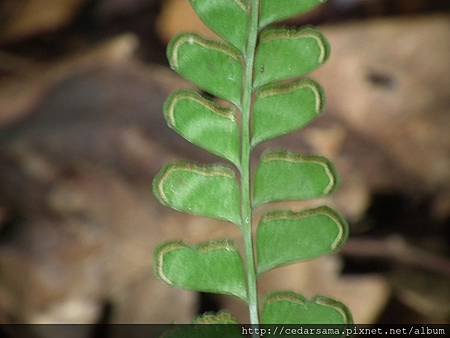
top-left (254, 151), bottom-right (338, 207)
top-left (260, 0), bottom-right (327, 29)
top-left (257, 207), bottom-right (348, 274)
top-left (154, 240), bottom-right (247, 301)
top-left (189, 0), bottom-right (249, 52)
top-left (164, 90), bottom-right (240, 166)
top-left (252, 79), bottom-right (325, 146)
top-left (254, 28), bottom-right (330, 88)
top-left (193, 311), bottom-right (239, 324)
top-left (167, 33), bottom-right (243, 106)
top-left (162, 312), bottom-right (241, 338)
top-left (262, 292), bottom-right (353, 324)
top-left (153, 163), bottom-right (241, 224)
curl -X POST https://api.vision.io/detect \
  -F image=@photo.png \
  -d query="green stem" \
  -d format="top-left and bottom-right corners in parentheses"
top-left (241, 0), bottom-right (260, 325)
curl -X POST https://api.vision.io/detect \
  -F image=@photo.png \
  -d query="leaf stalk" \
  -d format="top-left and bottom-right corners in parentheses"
top-left (241, 0), bottom-right (260, 325)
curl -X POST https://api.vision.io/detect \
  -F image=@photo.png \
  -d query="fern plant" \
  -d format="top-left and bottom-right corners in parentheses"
top-left (153, 0), bottom-right (352, 325)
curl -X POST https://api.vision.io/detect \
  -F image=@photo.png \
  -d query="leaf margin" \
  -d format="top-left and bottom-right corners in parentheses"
top-left (164, 89), bottom-right (241, 166)
top-left (152, 162), bottom-right (242, 225)
top-left (188, 0), bottom-right (250, 52)
top-left (254, 27), bottom-right (331, 88)
top-left (262, 291), bottom-right (353, 324)
top-left (253, 150), bottom-right (340, 207)
top-left (256, 206), bottom-right (349, 274)
top-left (193, 311), bottom-right (239, 324)
top-left (154, 239), bottom-right (248, 301)
top-left (251, 78), bottom-right (326, 146)
top-left (166, 33), bottom-right (243, 106)
top-left (259, 0), bottom-right (329, 29)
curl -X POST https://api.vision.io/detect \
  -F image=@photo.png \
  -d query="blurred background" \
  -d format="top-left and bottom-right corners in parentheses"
top-left (0, 0), bottom-right (449, 329)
